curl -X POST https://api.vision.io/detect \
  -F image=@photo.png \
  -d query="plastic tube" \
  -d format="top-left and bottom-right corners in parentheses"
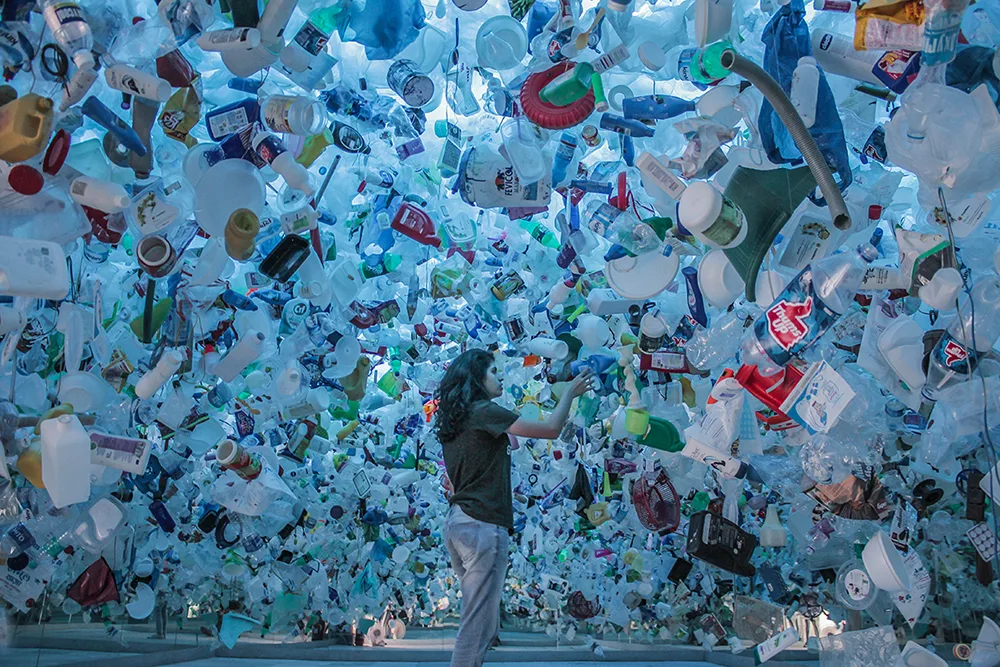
top-left (717, 48), bottom-right (852, 231)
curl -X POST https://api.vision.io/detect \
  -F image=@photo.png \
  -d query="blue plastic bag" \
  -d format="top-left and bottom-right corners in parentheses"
top-left (346, 0), bottom-right (427, 61)
top-left (758, 0), bottom-right (852, 202)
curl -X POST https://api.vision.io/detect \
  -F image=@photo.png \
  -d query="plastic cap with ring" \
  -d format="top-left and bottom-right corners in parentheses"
top-left (8, 165), bottom-right (43, 195)
top-left (607, 85), bottom-right (633, 113)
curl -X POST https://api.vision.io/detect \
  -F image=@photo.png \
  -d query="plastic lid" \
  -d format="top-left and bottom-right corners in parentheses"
top-left (868, 204), bottom-right (883, 220)
top-left (678, 181), bottom-right (723, 233)
top-left (638, 42), bottom-right (667, 71)
top-left (43, 129), bottom-right (70, 175)
top-left (8, 165), bottom-right (43, 195)
top-left (604, 250), bottom-right (680, 300)
top-left (698, 248), bottom-right (745, 307)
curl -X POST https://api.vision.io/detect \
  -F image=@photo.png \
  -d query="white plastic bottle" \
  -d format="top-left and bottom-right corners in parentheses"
top-left (70, 175), bottom-right (131, 212)
top-left (41, 0), bottom-right (92, 55)
top-left (135, 348), bottom-right (186, 399)
top-left (104, 64), bottom-right (172, 103)
top-left (527, 337), bottom-right (570, 359)
top-left (790, 57), bottom-right (820, 128)
top-left (258, 94), bottom-right (327, 135)
top-left (251, 130), bottom-right (314, 194)
top-left (213, 330), bottom-right (266, 381)
top-left (40, 414), bottom-right (92, 508)
top-left (677, 181), bottom-right (748, 249)
top-left (759, 505), bottom-right (787, 547)
top-left (197, 27), bottom-right (262, 52)
top-left (810, 30), bottom-right (882, 85)
top-left (662, 44), bottom-right (701, 83)
top-left (279, 387), bottom-right (331, 420)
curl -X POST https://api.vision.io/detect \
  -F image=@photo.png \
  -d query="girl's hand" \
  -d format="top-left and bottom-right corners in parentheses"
top-left (568, 368), bottom-right (597, 397)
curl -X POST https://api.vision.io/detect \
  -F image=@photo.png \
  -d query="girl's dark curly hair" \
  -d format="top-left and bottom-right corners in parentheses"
top-left (434, 349), bottom-right (494, 443)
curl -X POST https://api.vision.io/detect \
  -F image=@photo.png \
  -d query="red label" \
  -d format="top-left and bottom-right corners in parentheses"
top-left (943, 339), bottom-right (968, 368)
top-left (765, 298), bottom-right (814, 351)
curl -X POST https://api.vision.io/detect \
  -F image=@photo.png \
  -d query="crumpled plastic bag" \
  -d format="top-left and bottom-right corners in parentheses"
top-left (344, 0), bottom-right (426, 61)
top-left (758, 0), bottom-right (853, 202)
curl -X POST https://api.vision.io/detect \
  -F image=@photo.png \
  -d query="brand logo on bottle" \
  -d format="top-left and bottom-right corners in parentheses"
top-left (765, 298), bottom-right (814, 351)
top-left (943, 339), bottom-right (968, 368)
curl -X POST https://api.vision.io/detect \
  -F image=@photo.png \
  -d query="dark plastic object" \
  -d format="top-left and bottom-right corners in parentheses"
top-left (260, 235), bottom-right (311, 282)
top-left (686, 510), bottom-right (758, 577)
top-left (67, 557), bottom-right (120, 607)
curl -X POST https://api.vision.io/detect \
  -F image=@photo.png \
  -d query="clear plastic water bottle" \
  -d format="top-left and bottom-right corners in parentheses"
top-left (920, 276), bottom-right (1000, 416)
top-left (742, 244), bottom-right (879, 373)
top-left (41, 0), bottom-right (93, 56)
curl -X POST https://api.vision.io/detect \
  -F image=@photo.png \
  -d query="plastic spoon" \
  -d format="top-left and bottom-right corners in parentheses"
top-left (575, 8), bottom-right (605, 50)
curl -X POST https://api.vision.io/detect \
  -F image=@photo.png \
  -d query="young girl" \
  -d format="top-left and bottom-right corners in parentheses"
top-left (434, 349), bottom-right (595, 667)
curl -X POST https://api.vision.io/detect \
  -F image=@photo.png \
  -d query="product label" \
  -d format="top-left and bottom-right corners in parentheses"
top-left (637, 152), bottom-right (687, 200)
top-left (591, 43), bottom-right (630, 74)
top-left (253, 133), bottom-right (286, 165)
top-left (51, 3), bottom-right (85, 25)
top-left (208, 107), bottom-right (250, 139)
top-left (294, 21), bottom-right (330, 55)
top-left (780, 215), bottom-right (837, 271)
top-left (922, 10), bottom-right (962, 66)
top-left (90, 432), bottom-right (151, 474)
top-left (933, 332), bottom-right (976, 375)
top-left (131, 190), bottom-right (179, 236)
top-left (755, 268), bottom-right (838, 366)
top-left (844, 567), bottom-right (872, 601)
top-left (262, 96), bottom-right (296, 134)
top-left (780, 361), bottom-right (856, 434)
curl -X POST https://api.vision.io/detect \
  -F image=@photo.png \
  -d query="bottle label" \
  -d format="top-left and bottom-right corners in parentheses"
top-left (90, 432), bottom-right (151, 474)
top-left (754, 268), bottom-right (838, 366)
top-left (50, 3), bottom-right (85, 26)
top-left (262, 96), bottom-right (297, 134)
top-left (208, 107), bottom-right (250, 139)
top-left (922, 11), bottom-right (962, 67)
top-left (253, 133), bottom-right (285, 165)
top-left (587, 202), bottom-right (622, 237)
top-left (933, 332), bottom-right (977, 375)
top-left (701, 198), bottom-right (745, 247)
top-left (294, 21), bottom-right (330, 56)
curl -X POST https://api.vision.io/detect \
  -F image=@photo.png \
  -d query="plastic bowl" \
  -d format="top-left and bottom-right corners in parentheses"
top-left (861, 529), bottom-right (912, 592)
top-left (194, 159), bottom-right (265, 237)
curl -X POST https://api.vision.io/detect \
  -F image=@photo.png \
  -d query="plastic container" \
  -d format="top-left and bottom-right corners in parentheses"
top-left (0, 93), bottom-right (55, 162)
top-left (678, 181), bottom-right (748, 249)
top-left (104, 64), bottom-right (172, 103)
top-left (0, 236), bottom-right (69, 299)
top-left (861, 530), bottom-right (912, 592)
top-left (69, 176), bottom-right (131, 212)
top-left (225, 209), bottom-right (261, 261)
top-left (213, 330), bottom-right (266, 381)
top-left (252, 130), bottom-right (314, 194)
top-left (40, 414), bottom-right (91, 508)
top-left (135, 349), bottom-right (186, 399)
top-left (790, 57), bottom-right (820, 128)
top-left (258, 94), bottom-right (327, 135)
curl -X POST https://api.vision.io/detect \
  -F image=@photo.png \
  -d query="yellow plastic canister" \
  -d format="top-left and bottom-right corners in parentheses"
top-left (0, 94), bottom-right (55, 163)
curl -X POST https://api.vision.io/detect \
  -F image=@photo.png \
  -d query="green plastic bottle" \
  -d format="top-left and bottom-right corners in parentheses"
top-left (519, 220), bottom-right (561, 249)
top-left (539, 61), bottom-right (595, 107)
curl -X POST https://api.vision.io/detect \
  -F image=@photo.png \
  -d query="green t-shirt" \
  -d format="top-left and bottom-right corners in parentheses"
top-left (442, 400), bottom-right (519, 530)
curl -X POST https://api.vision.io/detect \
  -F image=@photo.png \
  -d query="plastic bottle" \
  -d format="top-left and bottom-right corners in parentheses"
top-left (638, 309), bottom-right (669, 354)
top-left (743, 244), bottom-right (879, 371)
top-left (920, 276), bottom-right (1000, 413)
top-left (135, 349), bottom-right (186, 399)
top-left (104, 64), bottom-right (172, 103)
top-left (69, 176), bottom-right (132, 212)
top-left (540, 61), bottom-right (595, 106)
top-left (551, 131), bottom-right (578, 186)
top-left (759, 505), bottom-right (787, 547)
top-left (0, 94), bottom-right (55, 162)
top-left (622, 95), bottom-right (696, 120)
top-left (40, 414), bottom-right (91, 508)
top-left (810, 30), bottom-right (883, 85)
top-left (213, 330), bottom-right (266, 382)
top-left (282, 5), bottom-right (347, 72)
top-left (225, 209), bottom-right (261, 261)
top-left (790, 57), bottom-right (820, 129)
top-left (197, 27), bottom-right (262, 52)
top-left (40, 0), bottom-right (92, 56)
top-left (258, 94), bottom-right (327, 136)
top-left (252, 130), bottom-right (315, 194)
top-left (677, 181), bottom-right (748, 249)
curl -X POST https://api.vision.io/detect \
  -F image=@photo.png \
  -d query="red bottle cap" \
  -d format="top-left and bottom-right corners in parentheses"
top-left (42, 129), bottom-right (70, 175)
top-left (868, 204), bottom-right (882, 221)
top-left (7, 165), bottom-right (43, 195)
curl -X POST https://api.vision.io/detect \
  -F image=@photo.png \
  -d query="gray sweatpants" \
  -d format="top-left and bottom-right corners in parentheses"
top-left (444, 505), bottom-right (510, 667)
